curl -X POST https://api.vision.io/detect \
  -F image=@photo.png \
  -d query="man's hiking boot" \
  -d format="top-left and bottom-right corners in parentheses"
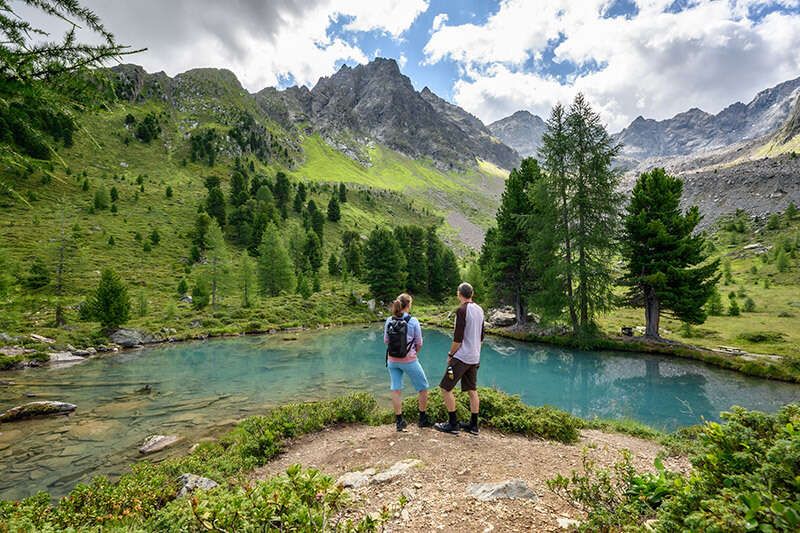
top-left (459, 422), bottom-right (479, 435)
top-left (433, 421), bottom-right (460, 435)
top-left (418, 412), bottom-right (432, 428)
top-left (396, 418), bottom-right (408, 432)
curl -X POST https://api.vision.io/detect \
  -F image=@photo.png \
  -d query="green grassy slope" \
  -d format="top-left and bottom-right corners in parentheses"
top-left (598, 215), bottom-right (800, 359)
top-left (0, 101), bottom-right (444, 351)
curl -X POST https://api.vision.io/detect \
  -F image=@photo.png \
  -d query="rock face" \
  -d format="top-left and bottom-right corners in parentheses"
top-left (0, 401), bottom-right (76, 422)
top-left (257, 58), bottom-right (519, 171)
top-left (337, 468), bottom-right (376, 489)
top-left (139, 434), bottom-right (181, 454)
top-left (488, 110), bottom-right (547, 158)
top-left (615, 76), bottom-right (800, 162)
top-left (466, 480), bottom-right (538, 501)
top-left (110, 329), bottom-right (156, 348)
top-left (176, 473), bottom-right (218, 497)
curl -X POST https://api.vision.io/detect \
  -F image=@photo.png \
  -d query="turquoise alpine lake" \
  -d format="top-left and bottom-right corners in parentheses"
top-left (1, 326), bottom-right (798, 501)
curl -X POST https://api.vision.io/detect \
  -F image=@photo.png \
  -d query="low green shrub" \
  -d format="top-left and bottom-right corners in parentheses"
top-left (398, 387), bottom-right (582, 443)
top-left (737, 331), bottom-right (785, 343)
top-left (551, 404), bottom-right (800, 532)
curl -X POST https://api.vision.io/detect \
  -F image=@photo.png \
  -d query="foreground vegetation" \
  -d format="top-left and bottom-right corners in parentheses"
top-left (1, 389), bottom-right (797, 531)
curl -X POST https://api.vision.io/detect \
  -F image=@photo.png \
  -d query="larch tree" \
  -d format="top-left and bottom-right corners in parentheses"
top-left (257, 223), bottom-right (295, 296)
top-left (365, 227), bottom-right (407, 302)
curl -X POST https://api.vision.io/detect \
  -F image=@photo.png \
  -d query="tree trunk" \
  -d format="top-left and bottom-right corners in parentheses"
top-left (644, 286), bottom-right (660, 338)
top-left (514, 288), bottom-right (527, 325)
top-left (560, 190), bottom-right (578, 334)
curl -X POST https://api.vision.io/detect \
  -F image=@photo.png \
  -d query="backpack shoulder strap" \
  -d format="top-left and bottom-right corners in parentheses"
top-left (403, 315), bottom-right (411, 323)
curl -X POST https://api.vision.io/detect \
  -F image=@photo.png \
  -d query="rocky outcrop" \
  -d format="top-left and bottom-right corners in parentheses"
top-left (488, 110), bottom-right (547, 158)
top-left (0, 401), bottom-right (76, 422)
top-left (258, 58), bottom-right (519, 171)
top-left (336, 459), bottom-right (421, 488)
top-left (615, 76), bottom-right (800, 162)
top-left (110, 329), bottom-right (157, 348)
top-left (48, 352), bottom-right (86, 364)
top-left (466, 480), bottom-right (538, 501)
top-left (176, 473), bottom-right (218, 497)
top-left (139, 434), bottom-right (182, 454)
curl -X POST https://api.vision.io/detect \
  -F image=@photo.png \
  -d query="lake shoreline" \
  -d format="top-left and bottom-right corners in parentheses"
top-left (3, 313), bottom-right (800, 384)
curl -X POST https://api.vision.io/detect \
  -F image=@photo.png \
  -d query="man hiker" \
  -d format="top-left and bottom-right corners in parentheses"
top-left (434, 282), bottom-right (485, 435)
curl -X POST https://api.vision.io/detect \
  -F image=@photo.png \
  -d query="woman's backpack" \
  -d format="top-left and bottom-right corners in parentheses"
top-left (386, 315), bottom-right (413, 358)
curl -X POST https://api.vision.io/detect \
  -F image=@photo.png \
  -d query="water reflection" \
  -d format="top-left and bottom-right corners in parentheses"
top-left (0, 326), bottom-right (797, 501)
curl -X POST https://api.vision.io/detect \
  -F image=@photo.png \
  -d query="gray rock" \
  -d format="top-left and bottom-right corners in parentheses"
top-left (189, 320), bottom-right (202, 328)
top-left (0, 332), bottom-right (16, 343)
top-left (487, 307), bottom-right (516, 327)
top-left (0, 401), bottom-right (77, 422)
top-left (367, 299), bottom-right (377, 312)
top-left (139, 434), bottom-right (182, 454)
top-left (49, 352), bottom-right (86, 364)
top-left (466, 480), bottom-right (537, 501)
top-left (372, 459), bottom-right (421, 483)
top-left (337, 468), bottom-right (375, 489)
top-left (0, 346), bottom-right (35, 357)
top-left (30, 334), bottom-right (55, 344)
top-left (110, 329), bottom-right (156, 348)
top-left (176, 473), bottom-right (218, 497)
top-left (179, 295), bottom-right (193, 304)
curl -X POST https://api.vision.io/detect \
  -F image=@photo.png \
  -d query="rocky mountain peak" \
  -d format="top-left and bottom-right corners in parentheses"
top-left (488, 110), bottom-right (547, 158)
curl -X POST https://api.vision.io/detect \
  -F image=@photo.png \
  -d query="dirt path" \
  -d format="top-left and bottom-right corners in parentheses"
top-left (253, 424), bottom-right (689, 532)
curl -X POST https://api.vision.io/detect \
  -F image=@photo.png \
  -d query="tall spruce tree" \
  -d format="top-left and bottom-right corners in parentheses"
top-left (257, 224), bottom-right (295, 296)
top-left (484, 158), bottom-right (540, 324)
top-left (338, 182), bottom-right (348, 203)
top-left (229, 169), bottom-right (249, 207)
top-left (293, 182), bottom-right (306, 213)
top-left (622, 168), bottom-right (720, 337)
top-left (304, 231), bottom-right (323, 273)
top-left (365, 227), bottom-right (407, 302)
top-left (239, 253), bottom-right (257, 308)
top-left (342, 231), bottom-right (364, 278)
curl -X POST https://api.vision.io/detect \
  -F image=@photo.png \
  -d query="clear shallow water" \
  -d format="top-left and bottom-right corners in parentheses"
top-left (1, 326), bottom-right (798, 500)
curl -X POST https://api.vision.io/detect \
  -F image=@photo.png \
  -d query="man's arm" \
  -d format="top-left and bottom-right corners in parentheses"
top-left (449, 305), bottom-right (466, 361)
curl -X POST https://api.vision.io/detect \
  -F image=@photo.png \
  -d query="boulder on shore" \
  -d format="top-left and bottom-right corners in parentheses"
top-left (111, 329), bottom-right (157, 348)
top-left (49, 352), bottom-right (86, 364)
top-left (487, 307), bottom-right (517, 327)
top-left (139, 434), bottom-right (181, 454)
top-left (466, 480), bottom-right (538, 501)
top-left (176, 473), bottom-right (218, 497)
top-left (0, 401), bottom-right (77, 422)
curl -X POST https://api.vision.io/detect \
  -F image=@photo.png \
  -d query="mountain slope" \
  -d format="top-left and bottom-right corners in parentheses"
top-left (487, 110), bottom-right (547, 158)
top-left (615, 76), bottom-right (800, 162)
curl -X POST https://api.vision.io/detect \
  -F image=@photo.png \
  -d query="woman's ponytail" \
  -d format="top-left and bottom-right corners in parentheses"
top-left (391, 293), bottom-right (412, 317)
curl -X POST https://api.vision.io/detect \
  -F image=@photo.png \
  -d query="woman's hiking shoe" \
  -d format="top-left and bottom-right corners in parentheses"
top-left (459, 422), bottom-right (479, 435)
top-left (433, 421), bottom-right (460, 434)
top-left (418, 412), bottom-right (432, 428)
top-left (396, 418), bottom-right (408, 432)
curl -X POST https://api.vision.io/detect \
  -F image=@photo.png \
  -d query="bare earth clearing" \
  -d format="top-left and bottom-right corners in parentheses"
top-left (253, 424), bottom-right (690, 532)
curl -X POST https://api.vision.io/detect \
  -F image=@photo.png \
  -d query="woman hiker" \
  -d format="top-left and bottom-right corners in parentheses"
top-left (384, 293), bottom-right (432, 431)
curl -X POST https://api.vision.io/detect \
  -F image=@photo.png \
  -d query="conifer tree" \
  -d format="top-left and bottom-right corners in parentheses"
top-left (110, 186), bottom-right (119, 203)
top-left (328, 252), bottom-right (341, 277)
top-left (327, 194), bottom-right (341, 222)
top-left (204, 221), bottom-right (229, 309)
top-left (193, 212), bottom-right (212, 251)
top-left (239, 253), bottom-right (257, 308)
top-left (304, 231), bottom-right (323, 273)
top-left (257, 223), bottom-right (295, 296)
top-left (94, 186), bottom-right (110, 210)
top-left (85, 268), bottom-right (130, 331)
top-left (229, 169), bottom-right (250, 207)
top-left (622, 168), bottom-right (719, 338)
top-left (205, 186), bottom-right (226, 228)
top-left (365, 227), bottom-right (406, 301)
top-left (293, 182), bottom-right (307, 213)
top-left (342, 231), bottom-right (364, 277)
top-left (296, 271), bottom-right (312, 299)
top-left (339, 182), bottom-right (348, 203)
top-left (308, 201), bottom-right (325, 244)
top-left (273, 171), bottom-right (291, 213)
top-left (483, 158), bottom-right (539, 324)
top-left (394, 226), bottom-right (428, 295)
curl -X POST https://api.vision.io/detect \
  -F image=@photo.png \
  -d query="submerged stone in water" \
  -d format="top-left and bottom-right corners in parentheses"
top-left (139, 434), bottom-right (181, 454)
top-left (0, 401), bottom-right (76, 422)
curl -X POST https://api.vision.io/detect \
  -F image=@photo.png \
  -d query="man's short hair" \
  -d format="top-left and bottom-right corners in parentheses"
top-left (458, 282), bottom-right (474, 299)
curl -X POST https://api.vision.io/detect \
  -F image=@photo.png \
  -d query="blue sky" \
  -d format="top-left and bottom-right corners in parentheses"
top-left (20, 0), bottom-right (800, 130)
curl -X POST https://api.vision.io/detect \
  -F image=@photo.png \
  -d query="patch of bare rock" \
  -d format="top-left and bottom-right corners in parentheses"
top-left (253, 424), bottom-right (689, 532)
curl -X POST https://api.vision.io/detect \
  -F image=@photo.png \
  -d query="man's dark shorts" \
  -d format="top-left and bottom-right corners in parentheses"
top-left (439, 358), bottom-right (479, 392)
